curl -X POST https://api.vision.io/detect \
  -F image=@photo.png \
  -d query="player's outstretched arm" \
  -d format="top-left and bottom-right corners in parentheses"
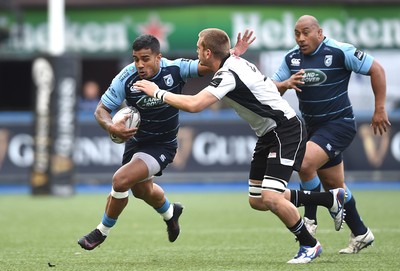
top-left (198, 29), bottom-right (256, 76)
top-left (231, 29), bottom-right (256, 56)
top-left (134, 80), bottom-right (218, 113)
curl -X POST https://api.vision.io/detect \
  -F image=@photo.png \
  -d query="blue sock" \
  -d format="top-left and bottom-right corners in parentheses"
top-left (102, 213), bottom-right (117, 228)
top-left (343, 185), bottom-right (367, 236)
top-left (345, 186), bottom-right (353, 203)
top-left (301, 176), bottom-right (321, 223)
top-left (155, 198), bottom-right (170, 214)
top-left (301, 176), bottom-right (321, 191)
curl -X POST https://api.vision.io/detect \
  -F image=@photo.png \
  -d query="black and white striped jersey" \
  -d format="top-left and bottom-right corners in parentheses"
top-left (205, 55), bottom-right (296, 137)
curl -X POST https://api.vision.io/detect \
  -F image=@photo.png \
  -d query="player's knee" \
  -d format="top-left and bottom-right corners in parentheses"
top-left (249, 196), bottom-right (269, 211)
top-left (262, 194), bottom-right (281, 213)
top-left (111, 180), bottom-right (130, 193)
top-left (300, 154), bottom-right (325, 179)
top-left (112, 172), bottom-right (135, 192)
top-left (260, 176), bottom-right (287, 212)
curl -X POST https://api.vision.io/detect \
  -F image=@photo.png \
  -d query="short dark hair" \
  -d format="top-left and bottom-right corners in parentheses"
top-left (132, 34), bottom-right (160, 54)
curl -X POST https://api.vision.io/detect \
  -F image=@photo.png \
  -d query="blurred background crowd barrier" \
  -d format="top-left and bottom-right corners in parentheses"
top-left (1, 112), bottom-right (400, 184)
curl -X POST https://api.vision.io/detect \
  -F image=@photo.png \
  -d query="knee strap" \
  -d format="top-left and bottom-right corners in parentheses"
top-left (262, 175), bottom-right (287, 193)
top-left (110, 188), bottom-right (129, 199)
top-left (249, 180), bottom-right (262, 198)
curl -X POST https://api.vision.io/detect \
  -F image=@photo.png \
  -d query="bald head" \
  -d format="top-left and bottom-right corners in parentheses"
top-left (294, 15), bottom-right (324, 55)
top-left (296, 15), bottom-right (321, 29)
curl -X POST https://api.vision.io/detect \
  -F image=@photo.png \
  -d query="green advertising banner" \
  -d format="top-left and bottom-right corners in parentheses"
top-left (0, 5), bottom-right (399, 55)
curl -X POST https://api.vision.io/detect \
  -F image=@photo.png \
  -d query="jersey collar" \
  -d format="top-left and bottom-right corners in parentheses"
top-left (219, 54), bottom-right (231, 69)
top-left (309, 36), bottom-right (327, 56)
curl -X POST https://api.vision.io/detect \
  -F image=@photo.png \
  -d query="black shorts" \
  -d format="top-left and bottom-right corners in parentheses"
top-left (249, 116), bottom-right (306, 182)
top-left (307, 118), bottom-right (357, 169)
top-left (122, 140), bottom-right (177, 176)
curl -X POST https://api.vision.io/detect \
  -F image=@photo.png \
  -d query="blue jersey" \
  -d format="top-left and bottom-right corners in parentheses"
top-left (101, 58), bottom-right (199, 144)
top-left (272, 37), bottom-right (374, 127)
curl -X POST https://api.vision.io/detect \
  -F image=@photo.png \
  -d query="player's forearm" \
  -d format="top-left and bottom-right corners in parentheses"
top-left (370, 62), bottom-right (387, 112)
top-left (94, 103), bottom-right (114, 132)
top-left (156, 90), bottom-right (203, 113)
top-left (372, 87), bottom-right (386, 112)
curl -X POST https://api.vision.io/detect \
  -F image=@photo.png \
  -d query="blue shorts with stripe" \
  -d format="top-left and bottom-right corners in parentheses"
top-left (307, 118), bottom-right (357, 169)
top-left (122, 140), bottom-right (177, 176)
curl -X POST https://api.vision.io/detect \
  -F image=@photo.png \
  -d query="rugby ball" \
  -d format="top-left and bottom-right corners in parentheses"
top-left (109, 106), bottom-right (141, 144)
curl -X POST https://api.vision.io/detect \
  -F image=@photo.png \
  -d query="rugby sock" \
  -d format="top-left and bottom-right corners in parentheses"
top-left (155, 198), bottom-right (173, 221)
top-left (300, 176), bottom-right (321, 223)
top-left (288, 218), bottom-right (316, 247)
top-left (97, 212), bottom-right (117, 236)
top-left (290, 190), bottom-right (332, 208)
top-left (343, 187), bottom-right (368, 236)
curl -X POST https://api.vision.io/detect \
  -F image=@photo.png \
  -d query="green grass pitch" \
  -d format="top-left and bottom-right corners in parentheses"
top-left (1, 190), bottom-right (400, 271)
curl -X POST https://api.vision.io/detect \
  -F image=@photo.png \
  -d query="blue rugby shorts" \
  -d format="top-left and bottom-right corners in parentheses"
top-left (307, 118), bottom-right (357, 169)
top-left (122, 140), bottom-right (177, 176)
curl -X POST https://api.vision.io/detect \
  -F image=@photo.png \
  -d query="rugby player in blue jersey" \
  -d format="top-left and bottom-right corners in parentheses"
top-left (77, 31), bottom-right (255, 250)
top-left (272, 15), bottom-right (391, 254)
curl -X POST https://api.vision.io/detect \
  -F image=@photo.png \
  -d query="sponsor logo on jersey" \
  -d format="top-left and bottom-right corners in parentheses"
top-left (291, 58), bottom-right (301, 66)
top-left (324, 55), bottom-right (333, 67)
top-left (210, 77), bottom-right (223, 88)
top-left (119, 69), bottom-right (130, 81)
top-left (354, 49), bottom-right (365, 60)
top-left (136, 95), bottom-right (166, 109)
top-left (129, 86), bottom-right (141, 94)
top-left (245, 61), bottom-right (256, 72)
top-left (163, 74), bottom-right (174, 87)
top-left (301, 69), bottom-right (327, 86)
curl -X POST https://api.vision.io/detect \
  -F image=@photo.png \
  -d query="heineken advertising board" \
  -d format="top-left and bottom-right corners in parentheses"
top-left (0, 6), bottom-right (399, 55)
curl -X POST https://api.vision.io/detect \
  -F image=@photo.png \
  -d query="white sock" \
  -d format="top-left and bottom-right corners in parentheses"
top-left (96, 223), bottom-right (110, 236)
top-left (162, 204), bottom-right (174, 221)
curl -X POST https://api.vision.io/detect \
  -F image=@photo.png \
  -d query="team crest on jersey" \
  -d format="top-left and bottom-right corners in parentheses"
top-left (163, 74), bottom-right (174, 87)
top-left (324, 55), bottom-right (333, 67)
